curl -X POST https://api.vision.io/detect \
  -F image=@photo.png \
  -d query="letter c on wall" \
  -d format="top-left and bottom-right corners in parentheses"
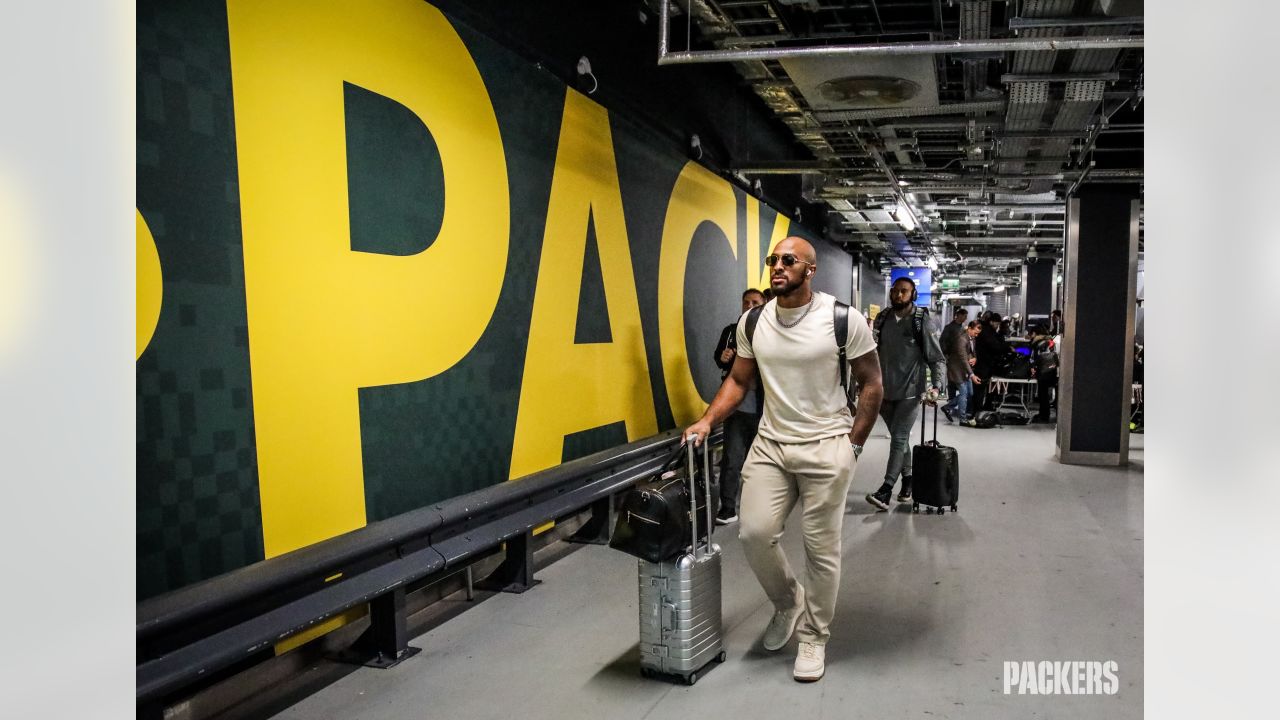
top-left (136, 209), bottom-right (162, 360)
top-left (658, 161), bottom-right (738, 426)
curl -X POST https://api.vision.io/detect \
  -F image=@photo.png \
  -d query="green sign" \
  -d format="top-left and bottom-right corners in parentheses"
top-left (941, 278), bottom-right (960, 290)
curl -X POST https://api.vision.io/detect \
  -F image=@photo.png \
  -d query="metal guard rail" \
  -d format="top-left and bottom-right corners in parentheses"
top-left (136, 427), bottom-right (720, 707)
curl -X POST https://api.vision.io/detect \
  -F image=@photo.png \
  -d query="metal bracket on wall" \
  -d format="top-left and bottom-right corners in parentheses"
top-left (475, 531), bottom-right (541, 594)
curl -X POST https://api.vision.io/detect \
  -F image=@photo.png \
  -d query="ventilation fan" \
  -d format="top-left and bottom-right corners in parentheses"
top-left (815, 76), bottom-right (921, 107)
top-left (781, 56), bottom-right (938, 111)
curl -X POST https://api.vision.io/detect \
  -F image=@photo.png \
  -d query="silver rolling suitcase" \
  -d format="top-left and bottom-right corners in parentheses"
top-left (637, 440), bottom-right (725, 685)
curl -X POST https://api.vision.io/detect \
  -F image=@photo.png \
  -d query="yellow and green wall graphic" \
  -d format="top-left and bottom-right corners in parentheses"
top-left (137, 0), bottom-right (854, 600)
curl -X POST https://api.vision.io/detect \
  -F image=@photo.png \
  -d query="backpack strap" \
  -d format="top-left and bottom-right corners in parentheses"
top-left (744, 304), bottom-right (765, 346)
top-left (912, 307), bottom-right (926, 349)
top-left (834, 300), bottom-right (849, 392)
top-left (742, 304), bottom-right (767, 415)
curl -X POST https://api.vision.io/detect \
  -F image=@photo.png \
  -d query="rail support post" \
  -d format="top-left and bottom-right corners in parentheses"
top-left (476, 531), bottom-right (540, 593)
top-left (338, 587), bottom-right (421, 669)
top-left (567, 496), bottom-right (614, 545)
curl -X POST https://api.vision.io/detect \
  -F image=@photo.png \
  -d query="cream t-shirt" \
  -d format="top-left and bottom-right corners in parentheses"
top-left (736, 292), bottom-right (877, 443)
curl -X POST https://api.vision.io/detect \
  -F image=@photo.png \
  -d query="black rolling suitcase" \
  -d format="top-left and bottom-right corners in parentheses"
top-left (912, 405), bottom-right (960, 514)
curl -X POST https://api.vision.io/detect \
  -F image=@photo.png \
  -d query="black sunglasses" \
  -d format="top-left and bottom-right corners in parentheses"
top-left (765, 253), bottom-right (813, 268)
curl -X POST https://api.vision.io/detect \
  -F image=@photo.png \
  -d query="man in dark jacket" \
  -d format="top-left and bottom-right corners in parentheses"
top-left (711, 288), bottom-right (766, 524)
top-left (972, 312), bottom-right (1010, 414)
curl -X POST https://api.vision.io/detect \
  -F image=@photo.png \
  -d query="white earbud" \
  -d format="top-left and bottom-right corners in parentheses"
top-left (806, 269), bottom-right (813, 276)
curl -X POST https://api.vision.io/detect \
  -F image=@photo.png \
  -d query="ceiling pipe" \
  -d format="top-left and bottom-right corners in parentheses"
top-left (1000, 72), bottom-right (1120, 83)
top-left (813, 101), bottom-right (1006, 122)
top-left (660, 38), bottom-right (1143, 64)
top-left (1008, 16), bottom-right (1144, 29)
top-left (951, 237), bottom-right (1066, 245)
top-left (735, 164), bottom-right (832, 175)
top-left (656, 0), bottom-right (1143, 64)
top-left (924, 203), bottom-right (1064, 212)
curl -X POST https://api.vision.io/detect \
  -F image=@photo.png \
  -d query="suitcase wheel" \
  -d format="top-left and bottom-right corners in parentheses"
top-left (717, 651), bottom-right (727, 663)
top-left (937, 506), bottom-right (946, 515)
top-left (685, 671), bottom-right (698, 686)
top-left (640, 668), bottom-right (654, 679)
top-left (951, 504), bottom-right (958, 512)
top-left (912, 502), bottom-right (920, 514)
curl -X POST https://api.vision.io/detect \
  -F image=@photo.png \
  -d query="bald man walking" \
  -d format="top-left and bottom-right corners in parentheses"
top-left (685, 237), bottom-right (884, 682)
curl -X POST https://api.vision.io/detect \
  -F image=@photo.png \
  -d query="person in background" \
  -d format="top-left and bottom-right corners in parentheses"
top-left (711, 288), bottom-right (767, 524)
top-left (939, 308), bottom-right (969, 379)
top-left (1028, 324), bottom-right (1058, 423)
top-left (972, 312), bottom-right (1010, 414)
top-left (942, 314), bottom-right (979, 426)
top-left (1049, 309), bottom-right (1063, 336)
top-left (939, 307), bottom-right (968, 411)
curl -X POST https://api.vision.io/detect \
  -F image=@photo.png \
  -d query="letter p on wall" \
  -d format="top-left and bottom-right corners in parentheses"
top-left (227, 0), bottom-right (509, 557)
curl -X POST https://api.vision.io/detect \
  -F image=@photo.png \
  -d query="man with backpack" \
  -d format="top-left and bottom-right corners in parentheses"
top-left (684, 236), bottom-right (883, 683)
top-left (864, 277), bottom-right (947, 511)
top-left (1028, 324), bottom-right (1058, 423)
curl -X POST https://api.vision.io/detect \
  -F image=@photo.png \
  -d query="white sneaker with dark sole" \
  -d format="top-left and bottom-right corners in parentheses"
top-left (714, 514), bottom-right (738, 526)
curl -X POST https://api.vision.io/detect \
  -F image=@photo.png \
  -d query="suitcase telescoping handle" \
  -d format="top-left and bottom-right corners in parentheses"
top-left (920, 397), bottom-right (939, 445)
top-left (685, 435), bottom-right (714, 558)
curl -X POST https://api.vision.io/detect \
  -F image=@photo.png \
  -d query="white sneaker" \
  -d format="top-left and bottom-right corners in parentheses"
top-left (762, 585), bottom-right (806, 651)
top-left (793, 641), bottom-right (825, 682)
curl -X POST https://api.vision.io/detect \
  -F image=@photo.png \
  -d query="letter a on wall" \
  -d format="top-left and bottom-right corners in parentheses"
top-left (227, 0), bottom-right (509, 557)
top-left (509, 90), bottom-right (658, 480)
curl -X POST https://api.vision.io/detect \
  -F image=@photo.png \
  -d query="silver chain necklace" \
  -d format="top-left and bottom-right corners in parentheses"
top-left (775, 296), bottom-right (815, 328)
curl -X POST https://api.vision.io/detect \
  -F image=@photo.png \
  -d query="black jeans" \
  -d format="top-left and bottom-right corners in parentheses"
top-left (1037, 371), bottom-right (1058, 420)
top-left (972, 379), bottom-right (990, 414)
top-left (718, 411), bottom-right (761, 516)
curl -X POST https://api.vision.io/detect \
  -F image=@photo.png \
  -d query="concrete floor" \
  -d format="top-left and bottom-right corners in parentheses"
top-left (274, 418), bottom-right (1143, 720)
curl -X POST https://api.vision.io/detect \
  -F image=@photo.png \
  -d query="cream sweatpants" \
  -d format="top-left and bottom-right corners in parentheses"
top-left (738, 434), bottom-right (857, 645)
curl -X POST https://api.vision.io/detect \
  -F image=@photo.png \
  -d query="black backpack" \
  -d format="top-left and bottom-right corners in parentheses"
top-left (872, 306), bottom-right (926, 351)
top-left (744, 299), bottom-right (857, 408)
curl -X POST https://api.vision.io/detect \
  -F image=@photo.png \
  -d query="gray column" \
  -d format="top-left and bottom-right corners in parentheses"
top-left (1056, 185), bottom-right (1140, 466)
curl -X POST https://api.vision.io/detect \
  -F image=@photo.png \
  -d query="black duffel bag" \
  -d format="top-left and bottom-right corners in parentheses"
top-left (609, 443), bottom-right (712, 563)
top-left (972, 410), bottom-right (1000, 428)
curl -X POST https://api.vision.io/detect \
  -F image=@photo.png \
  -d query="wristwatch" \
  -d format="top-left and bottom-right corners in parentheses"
top-left (850, 442), bottom-right (863, 458)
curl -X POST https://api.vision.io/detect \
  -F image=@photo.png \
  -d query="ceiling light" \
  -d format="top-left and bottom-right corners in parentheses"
top-left (993, 284), bottom-right (1006, 293)
top-left (894, 203), bottom-right (916, 231)
top-left (927, 256), bottom-right (939, 271)
top-left (898, 180), bottom-right (910, 186)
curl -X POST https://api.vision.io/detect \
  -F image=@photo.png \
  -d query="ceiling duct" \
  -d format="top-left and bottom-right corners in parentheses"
top-left (780, 55), bottom-right (940, 113)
